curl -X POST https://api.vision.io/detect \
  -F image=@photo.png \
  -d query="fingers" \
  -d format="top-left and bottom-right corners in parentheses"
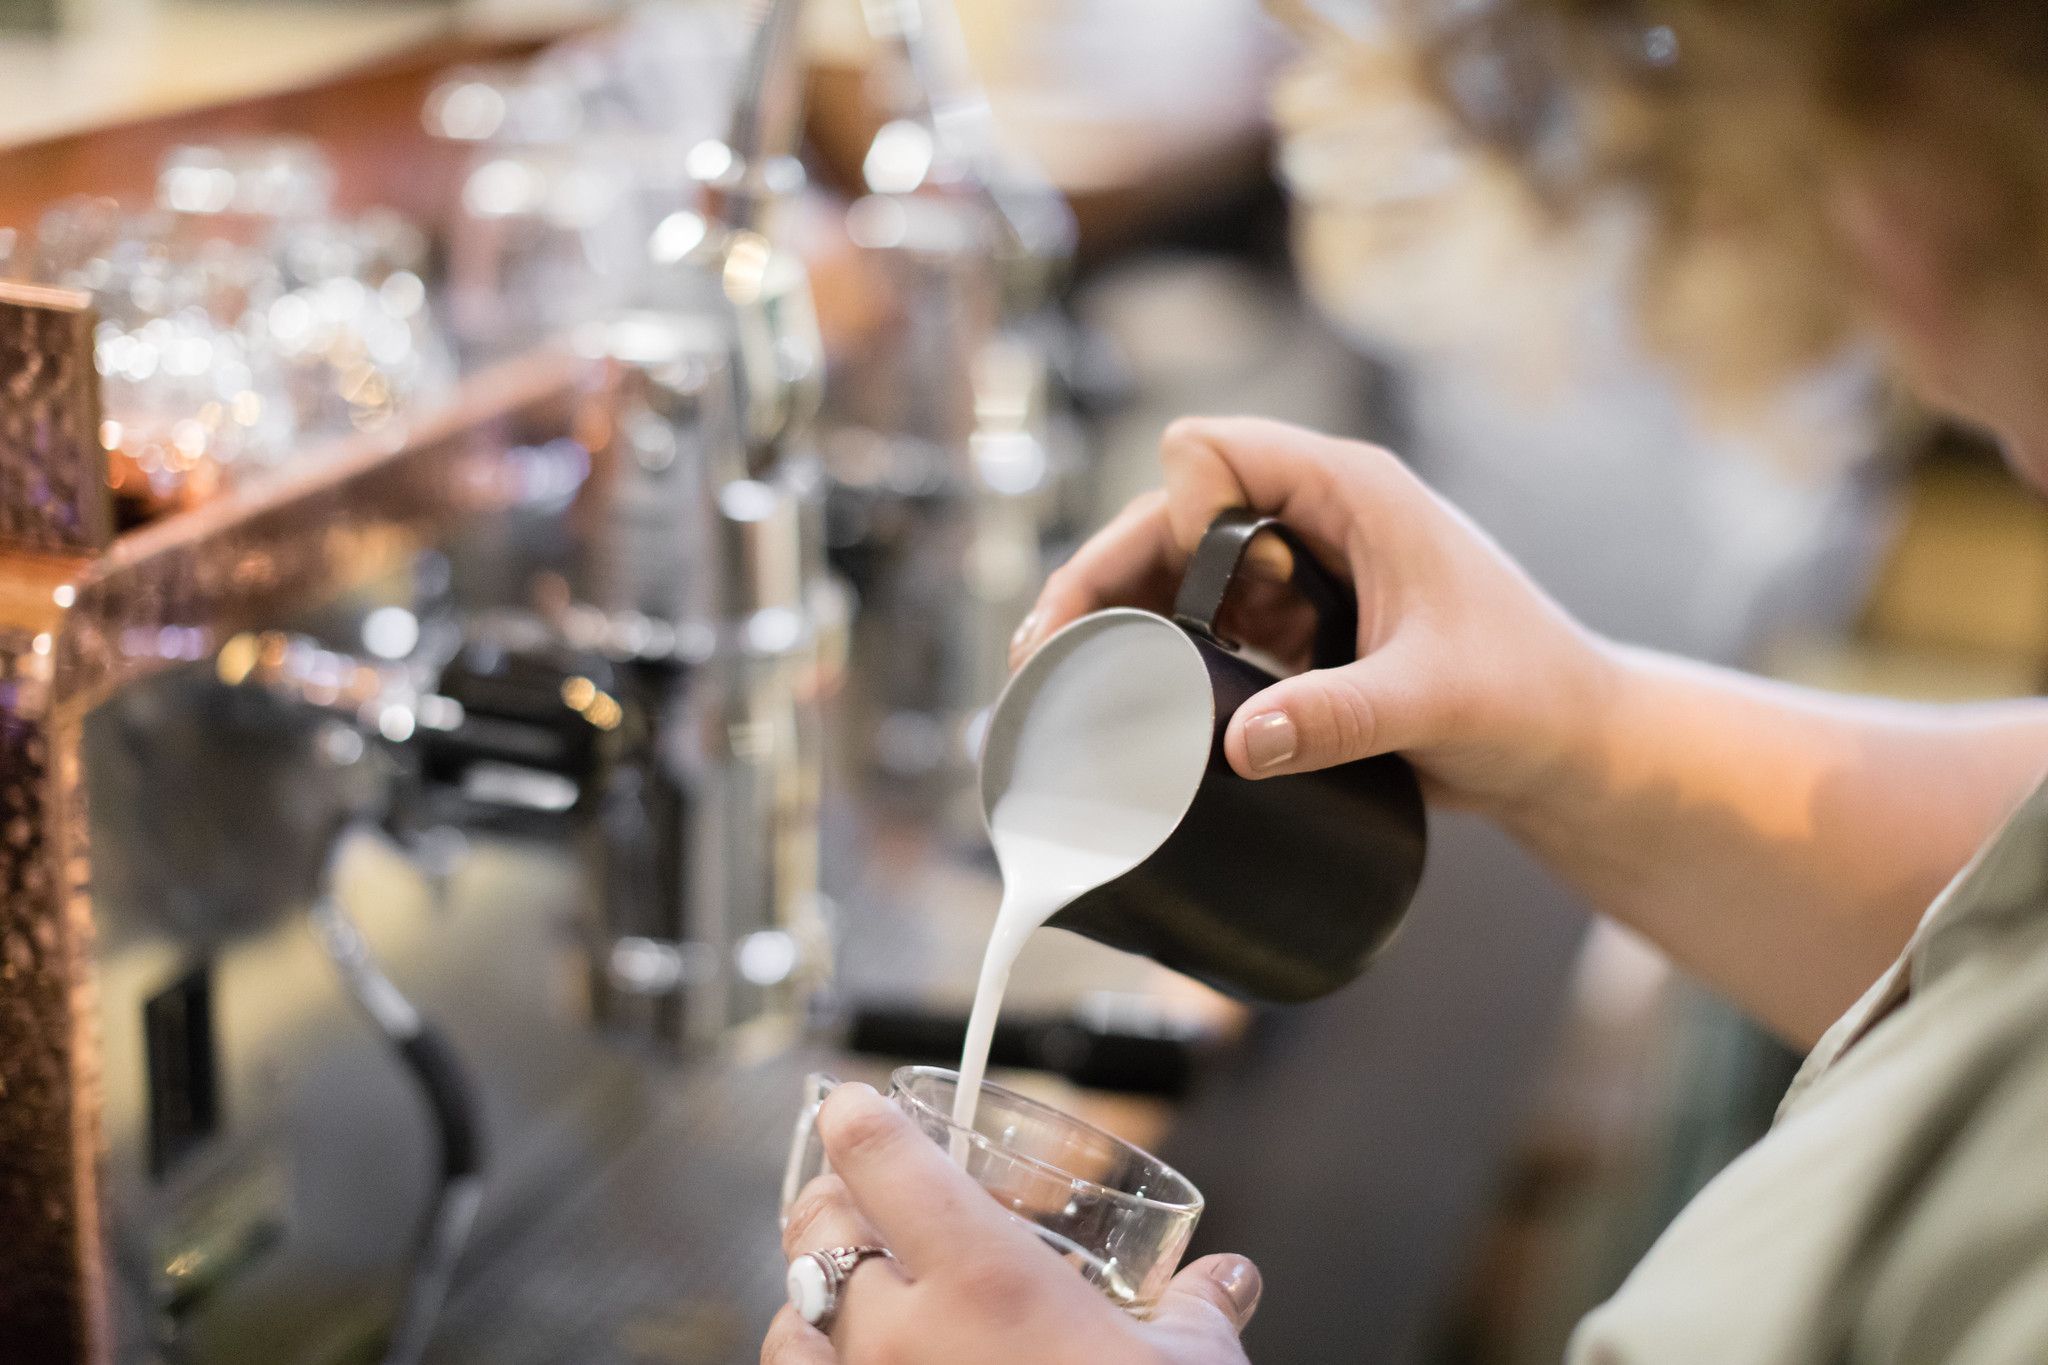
top-left (1150, 1254), bottom-right (1264, 1338)
top-left (1213, 574), bottom-right (1319, 672)
top-left (1160, 415), bottom-right (1406, 574)
top-left (1019, 418), bottom-right (1416, 670)
top-left (1015, 490), bottom-right (1180, 665)
top-left (1019, 416), bottom-right (1447, 777)
top-left (1224, 644), bottom-right (1437, 778)
top-left (780, 1173), bottom-right (917, 1361)
top-left (813, 1084), bottom-right (1046, 1271)
top-left (761, 1306), bottom-right (837, 1365)
top-left (781, 1175), bottom-right (887, 1263)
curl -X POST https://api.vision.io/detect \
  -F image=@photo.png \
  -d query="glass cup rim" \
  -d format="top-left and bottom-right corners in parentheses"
top-left (889, 1065), bottom-right (1204, 1217)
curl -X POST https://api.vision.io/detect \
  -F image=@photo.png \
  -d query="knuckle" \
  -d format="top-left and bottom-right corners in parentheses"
top-left (1340, 436), bottom-right (1400, 475)
top-left (1338, 440), bottom-right (1419, 503)
top-left (1350, 438), bottom-right (1399, 469)
top-left (1160, 418), bottom-right (1234, 483)
top-left (1159, 416), bottom-right (1212, 461)
top-left (1315, 675), bottom-right (1380, 761)
top-left (781, 1176), bottom-right (848, 1255)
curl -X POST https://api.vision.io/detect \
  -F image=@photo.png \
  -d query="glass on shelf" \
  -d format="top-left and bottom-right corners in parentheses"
top-left (15, 139), bottom-right (455, 528)
top-left (428, 61), bottom-right (673, 355)
top-left (156, 137), bottom-right (336, 237)
top-left (423, 8), bottom-right (746, 360)
top-left (443, 131), bottom-right (658, 354)
top-left (32, 196), bottom-right (297, 525)
top-left (156, 138), bottom-right (455, 441)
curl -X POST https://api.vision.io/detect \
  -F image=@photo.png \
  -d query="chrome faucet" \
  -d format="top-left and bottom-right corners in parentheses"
top-left (825, 0), bottom-right (1077, 812)
top-left (573, 0), bottom-right (840, 1053)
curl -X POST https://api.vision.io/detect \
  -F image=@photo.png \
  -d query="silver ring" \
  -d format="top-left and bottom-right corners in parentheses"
top-left (787, 1244), bottom-right (896, 1332)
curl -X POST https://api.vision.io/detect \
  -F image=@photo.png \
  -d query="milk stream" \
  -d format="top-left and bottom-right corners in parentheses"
top-left (952, 616), bottom-right (1213, 1146)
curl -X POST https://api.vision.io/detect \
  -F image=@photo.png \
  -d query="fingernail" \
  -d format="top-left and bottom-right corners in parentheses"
top-left (1244, 711), bottom-right (1296, 771)
top-left (1008, 611), bottom-right (1043, 666)
top-left (1216, 1258), bottom-right (1263, 1323)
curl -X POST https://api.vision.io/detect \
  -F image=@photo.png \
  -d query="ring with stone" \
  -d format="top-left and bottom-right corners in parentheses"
top-left (787, 1244), bottom-right (896, 1332)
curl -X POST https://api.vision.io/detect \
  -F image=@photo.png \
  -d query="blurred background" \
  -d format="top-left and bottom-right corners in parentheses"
top-left (0, 1), bottom-right (2040, 1362)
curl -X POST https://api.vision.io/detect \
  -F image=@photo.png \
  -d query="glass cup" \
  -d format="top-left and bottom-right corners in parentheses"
top-left (782, 1066), bottom-right (1203, 1317)
top-left (155, 140), bottom-right (455, 440)
top-left (31, 196), bottom-right (299, 522)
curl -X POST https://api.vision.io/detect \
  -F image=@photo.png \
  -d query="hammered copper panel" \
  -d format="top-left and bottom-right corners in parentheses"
top-left (0, 283), bottom-right (110, 557)
top-left (0, 277), bottom-right (106, 1364)
top-left (0, 630), bottom-right (100, 1362)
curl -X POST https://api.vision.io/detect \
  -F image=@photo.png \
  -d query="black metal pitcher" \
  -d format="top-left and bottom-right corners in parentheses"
top-left (980, 509), bottom-right (1428, 1003)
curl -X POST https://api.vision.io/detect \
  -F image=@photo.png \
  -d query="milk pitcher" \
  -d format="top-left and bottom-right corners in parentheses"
top-left (980, 509), bottom-right (1428, 1003)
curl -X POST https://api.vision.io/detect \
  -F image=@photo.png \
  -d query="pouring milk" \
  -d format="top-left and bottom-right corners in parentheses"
top-left (955, 611), bottom-right (1215, 1138)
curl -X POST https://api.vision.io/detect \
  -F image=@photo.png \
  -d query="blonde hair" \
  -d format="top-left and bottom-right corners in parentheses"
top-left (1351, 0), bottom-right (2048, 396)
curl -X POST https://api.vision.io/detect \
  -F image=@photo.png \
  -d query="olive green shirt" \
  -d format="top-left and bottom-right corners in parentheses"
top-left (1571, 780), bottom-right (2048, 1363)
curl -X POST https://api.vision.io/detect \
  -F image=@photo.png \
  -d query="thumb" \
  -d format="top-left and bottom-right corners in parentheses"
top-left (1152, 1254), bottom-right (1263, 1338)
top-left (1224, 646), bottom-right (1429, 779)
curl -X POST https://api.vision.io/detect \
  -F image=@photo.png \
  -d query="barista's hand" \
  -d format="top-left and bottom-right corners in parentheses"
top-left (764, 1084), bottom-right (1259, 1365)
top-left (1012, 417), bottom-right (1613, 816)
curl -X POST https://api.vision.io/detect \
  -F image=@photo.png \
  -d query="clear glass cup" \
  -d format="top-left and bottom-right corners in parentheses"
top-left (157, 137), bottom-right (336, 229)
top-left (422, 9), bottom-right (745, 365)
top-left (31, 196), bottom-right (298, 521)
top-left (782, 1066), bottom-right (1203, 1317)
top-left (155, 140), bottom-right (455, 439)
top-left (30, 161), bottom-right (453, 526)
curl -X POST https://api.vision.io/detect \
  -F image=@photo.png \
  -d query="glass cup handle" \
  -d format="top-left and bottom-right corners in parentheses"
top-left (780, 1072), bottom-right (842, 1224)
top-left (1171, 507), bottom-right (1360, 671)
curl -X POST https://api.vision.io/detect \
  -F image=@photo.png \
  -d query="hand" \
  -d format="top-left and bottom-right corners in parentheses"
top-left (1011, 417), bottom-right (1615, 817)
top-left (763, 1084), bottom-right (1260, 1365)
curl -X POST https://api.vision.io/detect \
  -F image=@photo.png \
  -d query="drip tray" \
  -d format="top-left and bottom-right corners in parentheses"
top-left (429, 1051), bottom-right (828, 1365)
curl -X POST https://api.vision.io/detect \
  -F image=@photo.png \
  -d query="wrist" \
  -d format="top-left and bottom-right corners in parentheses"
top-left (1483, 628), bottom-right (1635, 837)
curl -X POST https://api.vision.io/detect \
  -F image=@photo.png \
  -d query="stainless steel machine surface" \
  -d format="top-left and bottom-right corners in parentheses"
top-left (426, 1041), bottom-right (832, 1365)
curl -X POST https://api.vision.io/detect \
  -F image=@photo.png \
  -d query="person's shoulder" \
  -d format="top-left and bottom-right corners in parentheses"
top-left (1850, 1015), bottom-right (2048, 1365)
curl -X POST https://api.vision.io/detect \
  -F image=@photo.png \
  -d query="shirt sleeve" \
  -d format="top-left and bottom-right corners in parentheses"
top-left (1852, 1027), bottom-right (2048, 1365)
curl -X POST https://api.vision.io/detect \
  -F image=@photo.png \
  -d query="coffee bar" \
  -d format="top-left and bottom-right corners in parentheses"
top-left (0, 3), bottom-right (1992, 1364)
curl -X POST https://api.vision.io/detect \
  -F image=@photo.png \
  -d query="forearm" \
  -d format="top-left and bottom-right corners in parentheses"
top-left (1502, 644), bottom-right (2048, 1046)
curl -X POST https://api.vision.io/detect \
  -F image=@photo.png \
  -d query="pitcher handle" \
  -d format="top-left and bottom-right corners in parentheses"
top-left (1172, 509), bottom-right (1359, 672)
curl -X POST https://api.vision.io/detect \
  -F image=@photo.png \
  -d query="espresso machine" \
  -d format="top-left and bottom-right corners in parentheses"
top-left (0, 3), bottom-right (844, 1360)
top-left (0, 309), bottom-right (649, 1363)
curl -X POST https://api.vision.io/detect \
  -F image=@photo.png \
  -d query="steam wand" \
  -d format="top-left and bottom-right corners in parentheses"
top-left (305, 837), bottom-right (485, 1365)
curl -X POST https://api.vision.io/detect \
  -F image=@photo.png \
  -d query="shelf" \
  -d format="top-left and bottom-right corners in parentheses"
top-left (0, 0), bottom-right (607, 150)
top-left (0, 0), bottom-right (607, 234)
